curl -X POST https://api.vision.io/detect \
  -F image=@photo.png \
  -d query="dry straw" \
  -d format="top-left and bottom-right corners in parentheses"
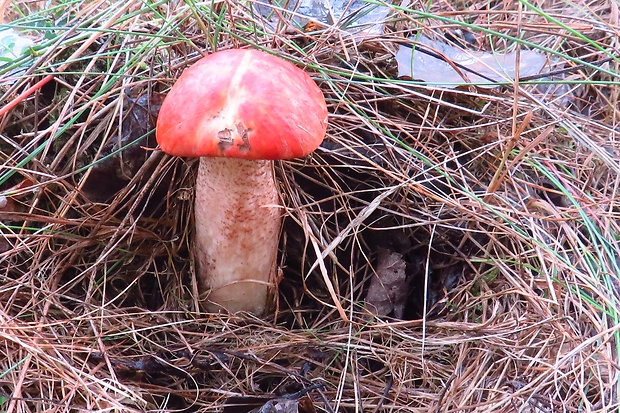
top-left (0, 0), bottom-right (619, 412)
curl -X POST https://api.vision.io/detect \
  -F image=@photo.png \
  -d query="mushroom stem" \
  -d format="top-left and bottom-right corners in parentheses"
top-left (194, 157), bottom-right (281, 314)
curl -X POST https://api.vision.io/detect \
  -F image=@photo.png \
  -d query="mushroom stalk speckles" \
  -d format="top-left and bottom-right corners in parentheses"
top-left (194, 157), bottom-right (280, 314)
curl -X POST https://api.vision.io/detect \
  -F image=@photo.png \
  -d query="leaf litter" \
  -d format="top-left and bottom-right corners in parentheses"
top-left (1, 0), bottom-right (619, 412)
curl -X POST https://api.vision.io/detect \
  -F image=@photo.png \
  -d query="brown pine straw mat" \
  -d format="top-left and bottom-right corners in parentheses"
top-left (1, 1), bottom-right (619, 412)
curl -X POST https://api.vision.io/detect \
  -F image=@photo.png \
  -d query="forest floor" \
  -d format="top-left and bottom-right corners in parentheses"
top-left (1, 1), bottom-right (619, 412)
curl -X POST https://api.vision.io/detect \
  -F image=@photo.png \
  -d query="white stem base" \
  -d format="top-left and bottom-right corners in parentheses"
top-left (194, 157), bottom-right (281, 315)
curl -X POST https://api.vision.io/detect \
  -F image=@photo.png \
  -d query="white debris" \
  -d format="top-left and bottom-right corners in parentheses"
top-left (1, 28), bottom-right (35, 86)
top-left (253, 0), bottom-right (390, 36)
top-left (396, 34), bottom-right (550, 88)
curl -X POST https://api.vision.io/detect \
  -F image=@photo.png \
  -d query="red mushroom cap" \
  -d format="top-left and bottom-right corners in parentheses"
top-left (156, 49), bottom-right (328, 160)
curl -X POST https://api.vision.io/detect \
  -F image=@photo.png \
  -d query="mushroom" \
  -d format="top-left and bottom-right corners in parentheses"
top-left (156, 49), bottom-right (328, 315)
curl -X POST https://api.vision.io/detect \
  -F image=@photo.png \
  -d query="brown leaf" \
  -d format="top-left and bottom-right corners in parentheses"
top-left (365, 248), bottom-right (410, 318)
top-left (297, 396), bottom-right (317, 413)
top-left (0, 178), bottom-right (35, 214)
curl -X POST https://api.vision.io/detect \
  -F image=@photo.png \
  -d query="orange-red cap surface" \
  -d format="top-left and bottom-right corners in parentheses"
top-left (156, 49), bottom-right (328, 160)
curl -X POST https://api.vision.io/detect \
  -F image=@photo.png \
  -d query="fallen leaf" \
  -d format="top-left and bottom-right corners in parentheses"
top-left (395, 34), bottom-right (565, 94)
top-left (365, 248), bottom-right (410, 318)
top-left (297, 396), bottom-right (317, 413)
top-left (0, 178), bottom-right (35, 214)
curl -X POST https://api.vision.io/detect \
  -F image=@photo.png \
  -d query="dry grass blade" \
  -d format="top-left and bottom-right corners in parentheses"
top-left (1, 0), bottom-right (619, 412)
